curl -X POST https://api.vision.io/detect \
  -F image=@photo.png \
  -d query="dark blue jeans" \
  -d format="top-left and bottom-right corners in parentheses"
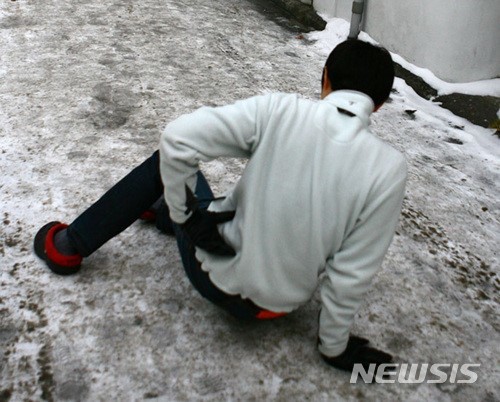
top-left (66, 151), bottom-right (262, 320)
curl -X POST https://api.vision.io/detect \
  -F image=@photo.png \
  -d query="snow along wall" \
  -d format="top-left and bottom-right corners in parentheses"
top-left (309, 0), bottom-right (500, 83)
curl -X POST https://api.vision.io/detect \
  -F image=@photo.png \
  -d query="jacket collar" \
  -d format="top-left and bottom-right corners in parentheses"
top-left (322, 90), bottom-right (375, 126)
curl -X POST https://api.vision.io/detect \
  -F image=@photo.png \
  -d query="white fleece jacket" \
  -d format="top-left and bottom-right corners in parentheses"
top-left (159, 91), bottom-right (407, 357)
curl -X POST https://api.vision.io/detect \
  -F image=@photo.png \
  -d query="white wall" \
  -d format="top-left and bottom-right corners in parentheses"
top-left (314, 0), bottom-right (351, 20)
top-left (312, 0), bottom-right (500, 83)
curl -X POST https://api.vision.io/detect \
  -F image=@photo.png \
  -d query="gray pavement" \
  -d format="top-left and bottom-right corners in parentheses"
top-left (0, 1), bottom-right (499, 401)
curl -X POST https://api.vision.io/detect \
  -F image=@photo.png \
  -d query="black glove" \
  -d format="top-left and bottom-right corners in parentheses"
top-left (181, 185), bottom-right (236, 256)
top-left (320, 335), bottom-right (393, 373)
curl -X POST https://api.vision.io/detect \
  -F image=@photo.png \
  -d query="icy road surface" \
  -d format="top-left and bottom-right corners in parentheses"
top-left (0, 1), bottom-right (498, 401)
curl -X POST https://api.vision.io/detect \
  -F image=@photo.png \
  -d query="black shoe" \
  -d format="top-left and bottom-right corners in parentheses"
top-left (34, 222), bottom-right (82, 275)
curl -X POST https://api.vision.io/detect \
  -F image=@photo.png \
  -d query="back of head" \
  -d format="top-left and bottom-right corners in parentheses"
top-left (323, 40), bottom-right (395, 107)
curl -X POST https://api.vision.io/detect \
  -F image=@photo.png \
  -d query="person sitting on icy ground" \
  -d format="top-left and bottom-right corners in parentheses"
top-left (34, 39), bottom-right (407, 374)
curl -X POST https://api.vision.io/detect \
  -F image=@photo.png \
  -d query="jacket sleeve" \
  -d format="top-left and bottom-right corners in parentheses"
top-left (318, 159), bottom-right (407, 357)
top-left (159, 94), bottom-right (273, 224)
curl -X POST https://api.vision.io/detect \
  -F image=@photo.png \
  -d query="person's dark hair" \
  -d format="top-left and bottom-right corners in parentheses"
top-left (322, 39), bottom-right (395, 107)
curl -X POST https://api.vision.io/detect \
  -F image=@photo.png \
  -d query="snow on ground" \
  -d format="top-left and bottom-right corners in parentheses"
top-left (0, 2), bottom-right (498, 401)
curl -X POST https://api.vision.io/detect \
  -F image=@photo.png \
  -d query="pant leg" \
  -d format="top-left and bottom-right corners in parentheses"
top-left (67, 151), bottom-right (164, 257)
top-left (65, 150), bottom-right (259, 320)
top-left (173, 174), bottom-right (259, 320)
top-left (174, 223), bottom-right (259, 321)
top-left (172, 172), bottom-right (227, 303)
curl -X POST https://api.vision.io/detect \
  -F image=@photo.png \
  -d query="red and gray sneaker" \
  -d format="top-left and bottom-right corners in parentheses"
top-left (139, 209), bottom-right (157, 222)
top-left (34, 222), bottom-right (82, 275)
top-left (139, 205), bottom-right (175, 236)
